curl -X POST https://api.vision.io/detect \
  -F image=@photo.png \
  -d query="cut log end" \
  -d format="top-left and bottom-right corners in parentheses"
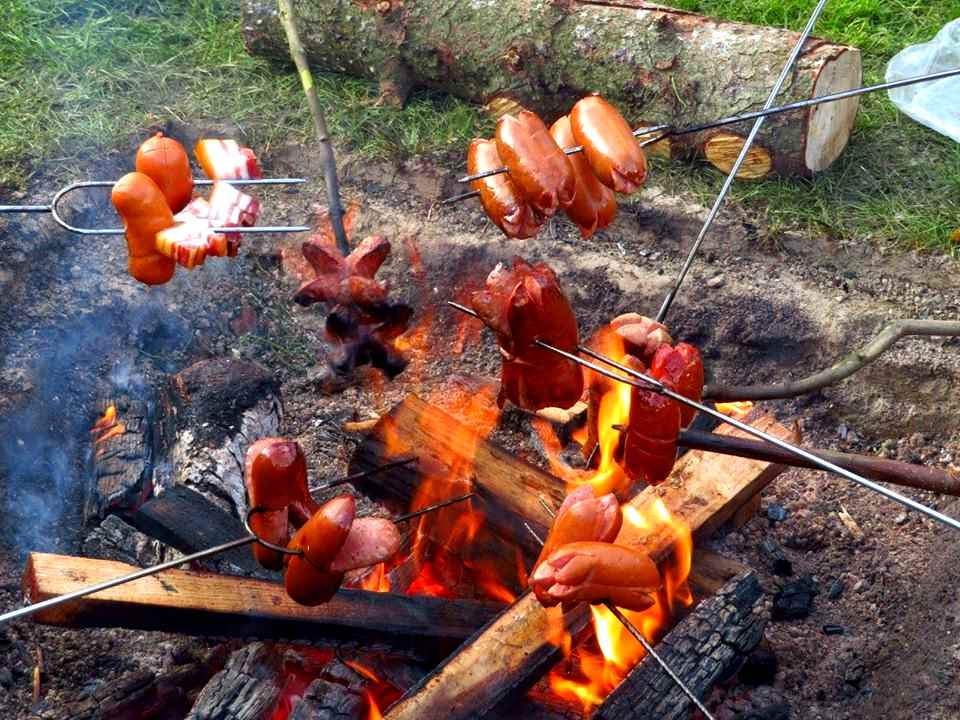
top-left (806, 48), bottom-right (862, 172)
top-left (704, 133), bottom-right (773, 179)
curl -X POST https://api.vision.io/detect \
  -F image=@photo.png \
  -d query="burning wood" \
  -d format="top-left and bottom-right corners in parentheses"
top-left (381, 403), bottom-right (793, 719)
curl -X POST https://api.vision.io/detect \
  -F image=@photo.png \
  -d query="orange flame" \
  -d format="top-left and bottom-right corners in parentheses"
top-left (343, 659), bottom-right (403, 720)
top-left (547, 498), bottom-right (694, 715)
top-left (715, 401), bottom-right (755, 420)
top-left (91, 405), bottom-right (125, 450)
top-left (359, 562), bottom-right (391, 592)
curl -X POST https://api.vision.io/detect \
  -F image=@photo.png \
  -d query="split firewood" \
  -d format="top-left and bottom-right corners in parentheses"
top-left (244, 0), bottom-right (862, 177)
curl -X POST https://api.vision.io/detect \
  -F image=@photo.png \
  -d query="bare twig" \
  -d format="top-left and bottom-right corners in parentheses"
top-left (277, 0), bottom-right (349, 255)
top-left (704, 320), bottom-right (960, 402)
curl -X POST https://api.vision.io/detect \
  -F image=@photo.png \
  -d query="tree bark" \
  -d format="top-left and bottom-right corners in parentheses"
top-left (242, 0), bottom-right (862, 176)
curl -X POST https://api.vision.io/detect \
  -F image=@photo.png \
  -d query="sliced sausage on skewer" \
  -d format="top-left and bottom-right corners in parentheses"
top-left (549, 115), bottom-right (617, 239)
top-left (467, 138), bottom-right (543, 239)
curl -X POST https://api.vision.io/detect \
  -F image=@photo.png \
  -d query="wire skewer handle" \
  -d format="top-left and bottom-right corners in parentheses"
top-left (0, 177), bottom-right (309, 236)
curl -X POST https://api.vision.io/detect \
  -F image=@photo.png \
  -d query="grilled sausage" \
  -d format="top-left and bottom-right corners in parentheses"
top-left (329, 518), bottom-right (402, 573)
top-left (530, 541), bottom-right (661, 612)
top-left (549, 115), bottom-right (617, 239)
top-left (110, 172), bottom-right (176, 286)
top-left (467, 139), bottom-right (542, 239)
top-left (650, 342), bottom-right (704, 428)
top-left (244, 438), bottom-right (317, 570)
top-left (570, 95), bottom-right (647, 194)
top-left (622, 362), bottom-right (681, 487)
top-left (283, 495), bottom-right (355, 605)
top-left (495, 111), bottom-right (576, 217)
top-left (135, 132), bottom-right (194, 212)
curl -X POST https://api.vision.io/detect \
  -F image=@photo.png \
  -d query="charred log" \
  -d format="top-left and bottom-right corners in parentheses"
top-left (593, 571), bottom-right (765, 720)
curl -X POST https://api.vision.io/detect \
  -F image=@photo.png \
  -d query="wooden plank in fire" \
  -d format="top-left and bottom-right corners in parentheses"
top-left (22, 553), bottom-right (504, 641)
top-left (384, 409), bottom-right (794, 720)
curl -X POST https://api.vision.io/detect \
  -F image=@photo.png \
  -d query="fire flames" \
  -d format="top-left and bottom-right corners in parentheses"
top-left (91, 404), bottom-right (125, 453)
top-left (546, 499), bottom-right (693, 716)
top-left (535, 325), bottom-right (696, 716)
top-left (715, 400), bottom-right (755, 420)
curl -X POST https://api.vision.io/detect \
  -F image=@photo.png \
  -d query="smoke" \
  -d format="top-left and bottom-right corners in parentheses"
top-left (0, 293), bottom-right (192, 558)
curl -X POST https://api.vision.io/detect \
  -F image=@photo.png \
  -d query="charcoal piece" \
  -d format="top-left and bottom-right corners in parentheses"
top-left (186, 643), bottom-right (282, 720)
top-left (827, 577), bottom-right (844, 599)
top-left (734, 704), bottom-right (791, 720)
top-left (822, 624), bottom-right (845, 636)
top-left (288, 678), bottom-right (365, 720)
top-left (739, 644), bottom-right (779, 686)
top-left (83, 514), bottom-right (178, 568)
top-left (758, 539), bottom-right (792, 577)
top-left (772, 577), bottom-right (817, 621)
top-left (766, 503), bottom-right (788, 523)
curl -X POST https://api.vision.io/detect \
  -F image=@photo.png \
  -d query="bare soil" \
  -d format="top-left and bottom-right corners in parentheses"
top-left (1, 130), bottom-right (959, 719)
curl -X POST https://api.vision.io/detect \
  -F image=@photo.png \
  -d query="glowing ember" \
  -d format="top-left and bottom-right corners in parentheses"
top-left (359, 562), bottom-right (391, 592)
top-left (344, 660), bottom-right (402, 720)
top-left (715, 400), bottom-right (755, 420)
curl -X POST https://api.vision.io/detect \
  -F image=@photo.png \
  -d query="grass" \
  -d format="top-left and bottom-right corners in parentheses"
top-left (0, 0), bottom-right (484, 188)
top-left (0, 0), bottom-right (957, 250)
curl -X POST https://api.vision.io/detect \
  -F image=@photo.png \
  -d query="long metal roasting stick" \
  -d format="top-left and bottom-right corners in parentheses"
top-left (654, 0), bottom-right (829, 324)
top-left (0, 485), bottom-right (473, 626)
top-left (452, 64), bottom-right (960, 187)
top-left (0, 177), bottom-right (310, 235)
top-left (523, 516), bottom-right (716, 719)
top-left (448, 301), bottom-right (960, 532)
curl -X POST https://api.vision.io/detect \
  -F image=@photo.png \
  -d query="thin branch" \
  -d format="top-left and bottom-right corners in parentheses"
top-left (679, 429), bottom-right (960, 497)
top-left (703, 320), bottom-right (960, 402)
top-left (277, 0), bottom-right (349, 256)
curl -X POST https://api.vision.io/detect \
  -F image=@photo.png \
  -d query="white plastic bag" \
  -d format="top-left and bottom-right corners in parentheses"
top-left (886, 18), bottom-right (960, 143)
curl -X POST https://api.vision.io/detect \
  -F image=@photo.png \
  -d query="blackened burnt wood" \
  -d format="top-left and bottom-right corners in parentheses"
top-left (130, 485), bottom-right (266, 575)
top-left (242, 0), bottom-right (861, 177)
top-left (85, 394), bottom-right (157, 524)
top-left (22, 553), bottom-right (502, 641)
top-left (348, 394), bottom-right (563, 557)
top-left (162, 357), bottom-right (282, 517)
top-left (384, 412), bottom-right (792, 720)
top-left (594, 572), bottom-right (765, 720)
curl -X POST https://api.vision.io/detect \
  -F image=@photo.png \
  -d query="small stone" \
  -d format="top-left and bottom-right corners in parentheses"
top-left (0, 667), bottom-right (12, 688)
top-left (827, 577), bottom-right (844, 600)
top-left (706, 274), bottom-right (726, 289)
top-left (766, 504), bottom-right (788, 523)
top-left (853, 579), bottom-right (868, 593)
top-left (823, 624), bottom-right (845, 636)
top-left (894, 512), bottom-right (909, 525)
top-left (772, 576), bottom-right (817, 621)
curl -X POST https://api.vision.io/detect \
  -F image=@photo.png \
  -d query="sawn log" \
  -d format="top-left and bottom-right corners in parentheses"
top-left (242, 0), bottom-right (862, 177)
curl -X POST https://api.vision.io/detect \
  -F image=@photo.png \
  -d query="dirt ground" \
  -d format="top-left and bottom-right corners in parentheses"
top-left (1, 128), bottom-right (959, 719)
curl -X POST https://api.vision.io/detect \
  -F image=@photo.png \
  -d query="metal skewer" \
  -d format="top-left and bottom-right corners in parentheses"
top-left (524, 509), bottom-right (716, 719)
top-left (448, 300), bottom-right (960, 533)
top-left (448, 65), bottom-right (960, 190)
top-left (310, 456), bottom-right (418, 492)
top-left (654, 0), bottom-right (829, 323)
top-left (0, 478), bottom-right (472, 626)
top-left (0, 177), bottom-right (310, 236)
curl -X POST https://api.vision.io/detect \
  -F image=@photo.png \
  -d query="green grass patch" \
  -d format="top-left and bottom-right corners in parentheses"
top-left (661, 0), bottom-right (960, 251)
top-left (0, 0), bottom-right (485, 188)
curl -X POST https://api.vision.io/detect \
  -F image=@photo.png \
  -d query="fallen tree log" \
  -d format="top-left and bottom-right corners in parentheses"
top-left (22, 552), bottom-right (503, 641)
top-left (383, 408), bottom-right (793, 719)
top-left (242, 0), bottom-right (862, 177)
